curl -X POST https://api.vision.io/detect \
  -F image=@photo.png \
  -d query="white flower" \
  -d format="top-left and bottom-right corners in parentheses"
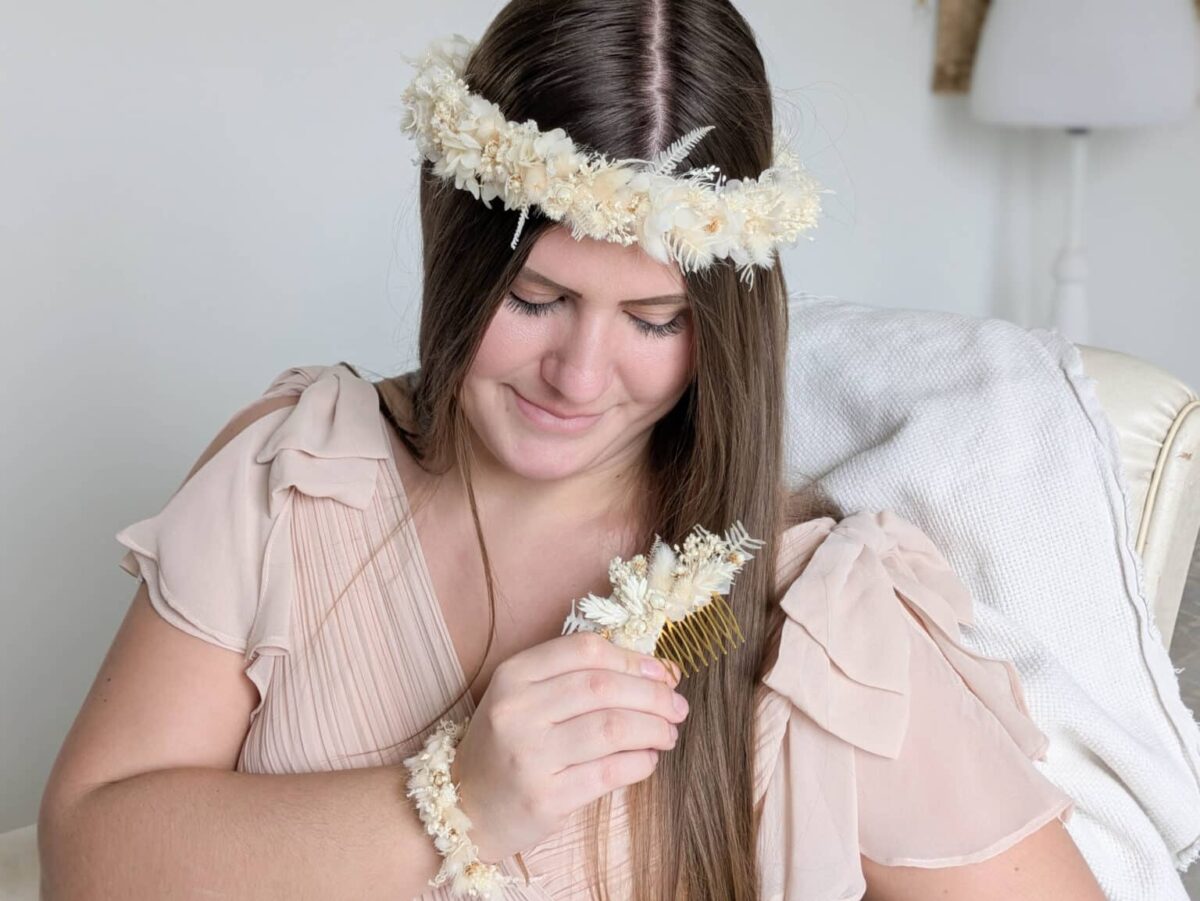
top-left (433, 130), bottom-right (483, 197)
top-left (504, 123), bottom-right (552, 207)
top-left (588, 161), bottom-right (636, 204)
top-left (534, 127), bottom-right (581, 177)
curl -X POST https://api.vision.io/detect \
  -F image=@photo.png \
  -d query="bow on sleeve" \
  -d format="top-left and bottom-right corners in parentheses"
top-left (752, 511), bottom-right (1075, 899)
top-left (116, 363), bottom-right (391, 720)
top-left (757, 509), bottom-right (1049, 779)
top-left (255, 364), bottom-right (392, 518)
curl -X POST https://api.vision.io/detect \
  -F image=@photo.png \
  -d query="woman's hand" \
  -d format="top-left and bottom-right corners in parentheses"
top-left (448, 631), bottom-right (689, 862)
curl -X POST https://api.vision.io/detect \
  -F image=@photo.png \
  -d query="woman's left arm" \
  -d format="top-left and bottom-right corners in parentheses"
top-left (860, 817), bottom-right (1105, 901)
top-left (759, 510), bottom-right (1105, 900)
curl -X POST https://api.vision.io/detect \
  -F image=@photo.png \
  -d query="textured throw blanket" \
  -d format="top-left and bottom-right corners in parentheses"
top-left (782, 298), bottom-right (1200, 900)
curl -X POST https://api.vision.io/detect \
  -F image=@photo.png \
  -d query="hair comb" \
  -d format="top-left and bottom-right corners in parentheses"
top-left (560, 521), bottom-right (765, 677)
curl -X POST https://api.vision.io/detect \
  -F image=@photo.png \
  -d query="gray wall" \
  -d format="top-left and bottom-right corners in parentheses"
top-left (3, 0), bottom-right (1198, 831)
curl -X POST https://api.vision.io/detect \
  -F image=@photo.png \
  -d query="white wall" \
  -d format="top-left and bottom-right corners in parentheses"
top-left (2, 0), bottom-right (1197, 832)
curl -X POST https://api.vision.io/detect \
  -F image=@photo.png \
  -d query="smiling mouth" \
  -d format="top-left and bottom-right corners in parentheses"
top-left (511, 387), bottom-right (604, 432)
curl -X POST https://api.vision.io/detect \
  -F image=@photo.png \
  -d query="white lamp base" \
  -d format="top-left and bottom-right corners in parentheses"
top-left (1051, 128), bottom-right (1090, 345)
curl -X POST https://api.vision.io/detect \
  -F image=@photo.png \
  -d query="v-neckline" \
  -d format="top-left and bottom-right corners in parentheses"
top-left (369, 393), bottom-right (479, 715)
top-left (368, 381), bottom-right (566, 883)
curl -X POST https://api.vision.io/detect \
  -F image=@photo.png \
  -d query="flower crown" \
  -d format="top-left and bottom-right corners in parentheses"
top-left (399, 34), bottom-right (826, 287)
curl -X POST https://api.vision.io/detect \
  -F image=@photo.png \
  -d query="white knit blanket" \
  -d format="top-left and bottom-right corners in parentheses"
top-left (782, 298), bottom-right (1200, 901)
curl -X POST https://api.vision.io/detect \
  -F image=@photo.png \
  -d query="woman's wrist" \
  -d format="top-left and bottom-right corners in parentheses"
top-left (446, 755), bottom-right (503, 864)
top-left (402, 716), bottom-right (521, 899)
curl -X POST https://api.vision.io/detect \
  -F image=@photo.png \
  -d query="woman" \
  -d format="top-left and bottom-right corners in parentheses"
top-left (39, 1), bottom-right (1104, 898)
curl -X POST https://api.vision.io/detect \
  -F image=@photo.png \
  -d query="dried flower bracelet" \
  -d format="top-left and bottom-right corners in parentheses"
top-left (402, 715), bottom-right (525, 898)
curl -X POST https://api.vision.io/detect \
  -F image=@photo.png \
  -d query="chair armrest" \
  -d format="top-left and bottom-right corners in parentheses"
top-left (0, 822), bottom-right (38, 901)
top-left (1078, 344), bottom-right (1200, 649)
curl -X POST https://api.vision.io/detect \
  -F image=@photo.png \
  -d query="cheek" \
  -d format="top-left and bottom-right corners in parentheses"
top-left (622, 330), bottom-right (695, 403)
top-left (469, 308), bottom-right (542, 377)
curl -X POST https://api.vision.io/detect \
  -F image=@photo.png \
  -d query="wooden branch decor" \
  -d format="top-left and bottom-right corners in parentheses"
top-left (931, 0), bottom-right (992, 94)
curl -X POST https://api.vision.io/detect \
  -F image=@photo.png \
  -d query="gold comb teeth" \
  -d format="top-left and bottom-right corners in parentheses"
top-left (560, 520), bottom-right (765, 678)
top-left (655, 591), bottom-right (747, 677)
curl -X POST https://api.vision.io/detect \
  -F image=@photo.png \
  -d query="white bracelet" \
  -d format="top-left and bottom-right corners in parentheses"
top-left (402, 716), bottom-right (523, 899)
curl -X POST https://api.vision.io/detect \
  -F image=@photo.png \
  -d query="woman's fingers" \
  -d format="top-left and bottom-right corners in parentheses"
top-left (510, 631), bottom-right (675, 688)
top-left (529, 667), bottom-right (688, 726)
top-left (549, 708), bottom-right (679, 770)
top-left (552, 749), bottom-right (663, 812)
top-left (448, 631), bottom-right (682, 861)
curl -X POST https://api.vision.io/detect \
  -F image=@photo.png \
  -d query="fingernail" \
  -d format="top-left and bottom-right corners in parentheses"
top-left (641, 657), bottom-right (666, 679)
top-left (673, 692), bottom-right (689, 715)
top-left (669, 723), bottom-right (678, 741)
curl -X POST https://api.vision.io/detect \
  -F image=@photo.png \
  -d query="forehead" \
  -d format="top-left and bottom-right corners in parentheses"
top-left (522, 225), bottom-right (688, 300)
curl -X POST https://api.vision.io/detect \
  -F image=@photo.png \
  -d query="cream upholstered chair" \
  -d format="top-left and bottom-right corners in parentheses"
top-left (1077, 345), bottom-right (1200, 650)
top-left (1, 344), bottom-right (1197, 901)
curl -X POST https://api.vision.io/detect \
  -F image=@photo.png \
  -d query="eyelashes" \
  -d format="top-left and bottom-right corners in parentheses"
top-left (503, 292), bottom-right (687, 339)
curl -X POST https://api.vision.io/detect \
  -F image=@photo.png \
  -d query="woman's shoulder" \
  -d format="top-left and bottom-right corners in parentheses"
top-left (752, 509), bottom-right (1075, 894)
top-left (113, 362), bottom-right (401, 718)
top-left (758, 509), bottom-right (1045, 760)
top-left (244, 362), bottom-right (393, 513)
top-left (121, 361), bottom-right (394, 544)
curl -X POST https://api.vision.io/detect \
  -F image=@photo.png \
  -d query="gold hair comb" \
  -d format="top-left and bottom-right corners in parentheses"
top-left (560, 521), bottom-right (765, 677)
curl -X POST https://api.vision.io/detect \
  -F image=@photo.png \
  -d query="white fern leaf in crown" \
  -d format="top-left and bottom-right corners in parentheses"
top-left (651, 125), bottom-right (716, 177)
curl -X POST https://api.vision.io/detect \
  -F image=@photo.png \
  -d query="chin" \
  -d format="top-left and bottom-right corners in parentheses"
top-left (501, 451), bottom-right (590, 482)
top-left (501, 418), bottom-right (606, 473)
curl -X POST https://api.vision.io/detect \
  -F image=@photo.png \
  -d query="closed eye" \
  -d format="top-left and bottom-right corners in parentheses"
top-left (504, 292), bottom-right (686, 339)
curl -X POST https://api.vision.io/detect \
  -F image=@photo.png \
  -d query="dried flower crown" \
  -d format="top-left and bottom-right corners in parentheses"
top-left (561, 521), bottom-right (765, 676)
top-left (399, 34), bottom-right (825, 287)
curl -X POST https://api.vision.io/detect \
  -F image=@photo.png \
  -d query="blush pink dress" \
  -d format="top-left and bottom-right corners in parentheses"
top-left (114, 363), bottom-right (1076, 900)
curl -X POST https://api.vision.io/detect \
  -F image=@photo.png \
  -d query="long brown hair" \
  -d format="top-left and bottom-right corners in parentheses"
top-left (336, 1), bottom-right (839, 897)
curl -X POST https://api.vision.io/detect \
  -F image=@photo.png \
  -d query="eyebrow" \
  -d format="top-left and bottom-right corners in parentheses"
top-left (518, 267), bottom-right (690, 306)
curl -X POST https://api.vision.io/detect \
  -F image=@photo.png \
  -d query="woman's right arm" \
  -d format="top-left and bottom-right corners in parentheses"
top-left (38, 579), bottom-right (445, 901)
top-left (39, 393), bottom-right (444, 900)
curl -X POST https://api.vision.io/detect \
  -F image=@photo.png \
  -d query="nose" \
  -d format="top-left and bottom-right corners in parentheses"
top-left (540, 312), bottom-right (613, 408)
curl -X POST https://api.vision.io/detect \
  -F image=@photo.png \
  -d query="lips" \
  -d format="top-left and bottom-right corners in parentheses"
top-left (516, 391), bottom-right (599, 420)
top-left (511, 386), bottom-right (604, 433)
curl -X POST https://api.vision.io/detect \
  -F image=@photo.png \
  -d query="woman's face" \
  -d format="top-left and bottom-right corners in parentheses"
top-left (461, 224), bottom-right (696, 486)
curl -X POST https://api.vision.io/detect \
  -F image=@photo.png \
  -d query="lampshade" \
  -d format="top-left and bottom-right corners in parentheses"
top-left (969, 0), bottom-right (1199, 128)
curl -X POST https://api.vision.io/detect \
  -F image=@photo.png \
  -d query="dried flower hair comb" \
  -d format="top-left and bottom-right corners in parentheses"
top-left (560, 521), bottom-right (765, 677)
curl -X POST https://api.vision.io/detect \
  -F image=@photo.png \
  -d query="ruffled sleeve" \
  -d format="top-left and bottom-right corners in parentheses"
top-left (114, 363), bottom-right (389, 718)
top-left (752, 509), bottom-right (1076, 901)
